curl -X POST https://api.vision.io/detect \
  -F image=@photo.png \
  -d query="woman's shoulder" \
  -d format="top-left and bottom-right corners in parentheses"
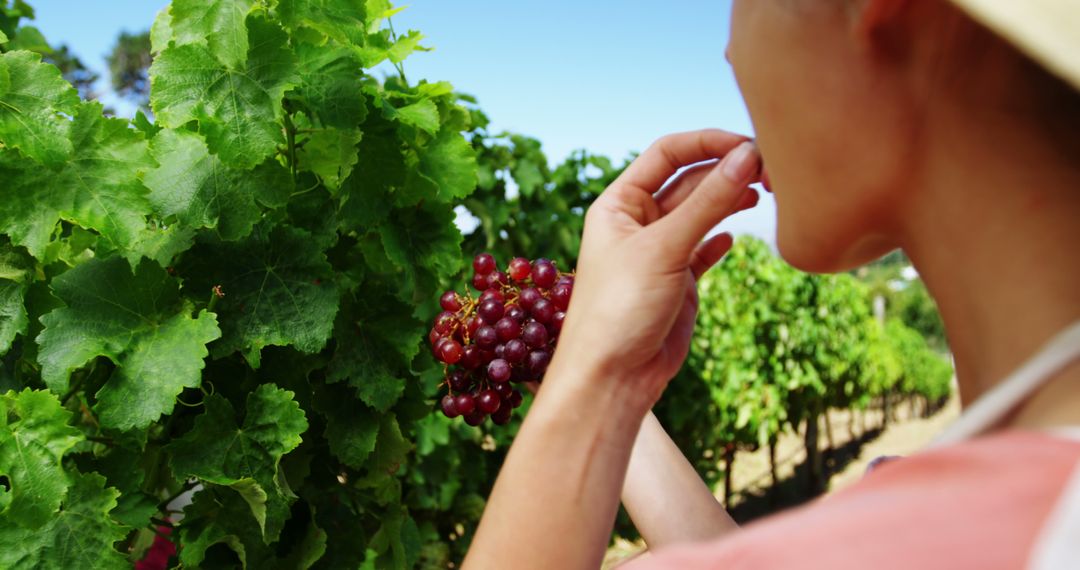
top-left (623, 430), bottom-right (1080, 570)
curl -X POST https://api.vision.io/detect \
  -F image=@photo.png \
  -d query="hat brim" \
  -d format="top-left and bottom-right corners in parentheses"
top-left (949, 0), bottom-right (1080, 92)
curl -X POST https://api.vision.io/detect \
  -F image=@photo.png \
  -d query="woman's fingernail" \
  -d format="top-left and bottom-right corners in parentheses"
top-left (722, 141), bottom-right (760, 184)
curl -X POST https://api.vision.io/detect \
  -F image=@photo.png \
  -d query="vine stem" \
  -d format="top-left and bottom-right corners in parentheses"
top-left (387, 18), bottom-right (408, 82)
top-left (60, 373), bottom-right (87, 406)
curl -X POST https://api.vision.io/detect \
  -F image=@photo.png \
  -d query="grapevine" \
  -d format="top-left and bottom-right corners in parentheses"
top-left (429, 253), bottom-right (574, 426)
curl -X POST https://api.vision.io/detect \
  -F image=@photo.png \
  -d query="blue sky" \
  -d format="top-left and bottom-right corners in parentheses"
top-left (26, 0), bottom-right (775, 243)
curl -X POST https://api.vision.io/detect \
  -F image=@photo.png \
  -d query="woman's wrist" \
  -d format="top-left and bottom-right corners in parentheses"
top-left (538, 350), bottom-right (654, 429)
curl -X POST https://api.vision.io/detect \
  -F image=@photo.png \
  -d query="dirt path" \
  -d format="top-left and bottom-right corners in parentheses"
top-left (603, 394), bottom-right (962, 568)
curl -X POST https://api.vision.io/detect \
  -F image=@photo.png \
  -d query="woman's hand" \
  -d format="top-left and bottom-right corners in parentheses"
top-left (549, 130), bottom-right (763, 411)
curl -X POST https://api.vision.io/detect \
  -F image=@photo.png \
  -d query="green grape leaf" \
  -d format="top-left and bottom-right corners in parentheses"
top-left (177, 489), bottom-right (257, 568)
top-left (167, 385), bottom-right (308, 541)
top-left (144, 129), bottom-right (289, 240)
top-left (36, 257), bottom-right (221, 431)
top-left (277, 0), bottom-right (369, 45)
top-left (315, 383), bottom-right (380, 468)
top-left (179, 225), bottom-right (340, 367)
top-left (387, 29), bottom-right (427, 64)
top-left (150, 13), bottom-right (298, 168)
top-left (6, 26), bottom-right (50, 53)
top-left (390, 99), bottom-right (438, 134)
top-left (297, 127), bottom-right (362, 191)
top-left (83, 447), bottom-right (158, 529)
top-left (368, 509), bottom-right (421, 570)
top-left (337, 115), bottom-right (400, 230)
top-left (0, 102), bottom-right (155, 261)
top-left (0, 30), bottom-right (8, 44)
top-left (179, 486), bottom-right (325, 569)
top-left (292, 43), bottom-right (368, 129)
top-left (150, 5), bottom-right (173, 53)
top-left (368, 205), bottom-right (463, 305)
top-left (419, 127), bottom-right (478, 201)
top-left (327, 323), bottom-right (404, 412)
top-left (128, 223), bottom-right (197, 268)
top-left (0, 471), bottom-right (127, 570)
top-left (169, 0), bottom-right (255, 69)
top-left (0, 50), bottom-right (79, 166)
top-left (0, 389), bottom-right (82, 529)
top-left (0, 243), bottom-right (32, 354)
top-left (370, 413), bottom-right (410, 477)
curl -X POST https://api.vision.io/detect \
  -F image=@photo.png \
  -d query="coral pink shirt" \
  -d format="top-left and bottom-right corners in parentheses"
top-left (624, 431), bottom-right (1080, 569)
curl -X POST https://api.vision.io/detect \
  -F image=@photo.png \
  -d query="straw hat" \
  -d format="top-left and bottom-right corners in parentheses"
top-left (949, 0), bottom-right (1080, 92)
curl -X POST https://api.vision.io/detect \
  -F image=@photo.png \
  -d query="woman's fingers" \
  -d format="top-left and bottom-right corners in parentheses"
top-left (654, 161), bottom-right (717, 215)
top-left (689, 232), bottom-right (735, 280)
top-left (602, 131), bottom-right (750, 223)
top-left (650, 141), bottom-right (762, 257)
top-left (617, 130), bottom-right (748, 192)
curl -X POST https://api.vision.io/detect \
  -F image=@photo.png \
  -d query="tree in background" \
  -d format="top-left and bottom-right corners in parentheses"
top-left (106, 31), bottom-right (152, 110)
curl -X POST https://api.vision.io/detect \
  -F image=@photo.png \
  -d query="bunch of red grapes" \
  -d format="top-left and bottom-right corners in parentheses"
top-left (430, 253), bottom-right (574, 426)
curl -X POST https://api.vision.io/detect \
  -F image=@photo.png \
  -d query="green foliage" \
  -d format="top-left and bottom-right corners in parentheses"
top-left (458, 103), bottom-right (625, 267)
top-left (0, 1), bottom-right (489, 566)
top-left (655, 238), bottom-right (953, 490)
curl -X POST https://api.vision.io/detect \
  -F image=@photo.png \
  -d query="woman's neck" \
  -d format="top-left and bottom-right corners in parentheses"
top-left (901, 104), bottom-right (1080, 428)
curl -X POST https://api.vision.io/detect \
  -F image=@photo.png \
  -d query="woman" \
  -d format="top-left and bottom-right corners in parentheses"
top-left (464, 0), bottom-right (1080, 568)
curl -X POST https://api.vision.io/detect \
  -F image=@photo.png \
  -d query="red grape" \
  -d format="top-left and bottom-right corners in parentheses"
top-left (551, 283), bottom-right (572, 311)
top-left (475, 326), bottom-right (498, 349)
top-left (522, 321), bottom-right (548, 348)
top-left (488, 359), bottom-right (511, 383)
top-left (532, 260), bottom-right (557, 288)
top-left (518, 287), bottom-right (541, 310)
top-left (493, 381), bottom-right (513, 398)
top-left (473, 253), bottom-right (496, 275)
top-left (487, 271), bottom-right (509, 289)
top-left (505, 303), bottom-right (527, 322)
top-left (455, 393), bottom-right (476, 415)
top-left (432, 337), bottom-right (449, 357)
top-left (441, 394), bottom-right (460, 418)
top-left (530, 298), bottom-right (555, 324)
top-left (492, 405), bottom-right (513, 425)
top-left (466, 315), bottom-right (481, 338)
top-left (509, 390), bottom-right (524, 408)
top-left (464, 410), bottom-right (486, 426)
top-left (551, 311), bottom-right (566, 333)
top-left (528, 349), bottom-right (552, 376)
top-left (440, 291), bottom-right (463, 312)
top-left (460, 345), bottom-right (482, 369)
top-left (472, 272), bottom-right (489, 290)
top-left (495, 317), bottom-right (521, 342)
top-left (479, 299), bottom-right (505, 324)
top-left (434, 311), bottom-right (456, 334)
top-left (508, 257), bottom-right (531, 281)
top-left (479, 289), bottom-right (504, 305)
top-left (448, 370), bottom-right (470, 392)
top-left (477, 389), bottom-right (501, 414)
top-left (504, 339), bottom-right (528, 363)
top-left (438, 339), bottom-right (463, 364)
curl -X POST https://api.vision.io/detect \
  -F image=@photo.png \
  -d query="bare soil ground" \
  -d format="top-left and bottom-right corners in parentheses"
top-left (603, 394), bottom-right (962, 568)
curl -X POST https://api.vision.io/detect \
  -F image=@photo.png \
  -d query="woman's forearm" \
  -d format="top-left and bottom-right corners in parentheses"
top-left (462, 366), bottom-right (647, 570)
top-left (622, 411), bottom-right (738, 548)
